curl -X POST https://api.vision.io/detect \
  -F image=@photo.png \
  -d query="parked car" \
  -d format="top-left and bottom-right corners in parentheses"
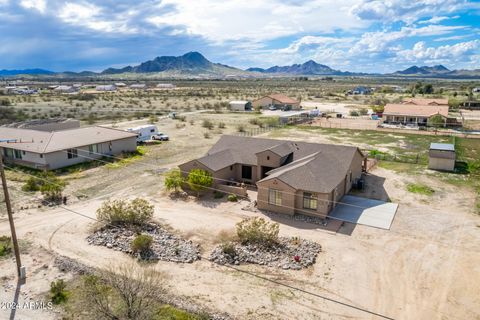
top-left (268, 106), bottom-right (277, 111)
top-left (152, 133), bottom-right (169, 141)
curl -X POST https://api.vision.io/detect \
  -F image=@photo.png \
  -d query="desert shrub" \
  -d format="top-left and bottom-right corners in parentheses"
top-left (0, 236), bottom-right (12, 257)
top-left (164, 169), bottom-right (184, 192)
top-left (22, 176), bottom-right (41, 192)
top-left (131, 234), bottom-right (153, 253)
top-left (236, 217), bottom-right (279, 246)
top-left (50, 279), bottom-right (69, 304)
top-left (213, 191), bottom-right (225, 199)
top-left (237, 125), bottom-right (245, 132)
top-left (202, 119), bottom-right (214, 130)
top-left (349, 110), bottom-right (359, 117)
top-left (359, 108), bottom-right (368, 115)
top-left (204, 132), bottom-right (211, 139)
top-left (218, 122), bottom-right (225, 129)
top-left (227, 194), bottom-right (238, 202)
top-left (22, 172), bottom-right (66, 202)
top-left (221, 242), bottom-right (236, 257)
top-left (96, 198), bottom-right (154, 226)
top-left (187, 169), bottom-right (213, 196)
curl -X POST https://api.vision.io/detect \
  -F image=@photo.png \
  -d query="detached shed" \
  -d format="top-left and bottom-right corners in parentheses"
top-left (428, 143), bottom-right (455, 171)
top-left (229, 101), bottom-right (252, 111)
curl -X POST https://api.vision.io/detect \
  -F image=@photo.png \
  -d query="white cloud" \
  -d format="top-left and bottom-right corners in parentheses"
top-left (397, 40), bottom-right (479, 63)
top-left (350, 25), bottom-right (466, 54)
top-left (58, 2), bottom-right (135, 34)
top-left (147, 0), bottom-right (366, 43)
top-left (351, 0), bottom-right (472, 24)
top-left (419, 15), bottom-right (459, 24)
top-left (20, 0), bottom-right (46, 13)
top-left (0, 0), bottom-right (9, 6)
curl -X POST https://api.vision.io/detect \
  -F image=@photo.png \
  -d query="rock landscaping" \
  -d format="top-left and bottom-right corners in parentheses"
top-left (210, 237), bottom-right (322, 270)
top-left (87, 223), bottom-right (200, 263)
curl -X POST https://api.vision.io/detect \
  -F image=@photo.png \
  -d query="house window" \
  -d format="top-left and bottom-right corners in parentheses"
top-left (268, 189), bottom-right (282, 206)
top-left (39, 154), bottom-right (43, 158)
top-left (241, 165), bottom-right (252, 180)
top-left (349, 171), bottom-right (352, 182)
top-left (303, 192), bottom-right (318, 210)
top-left (14, 149), bottom-right (22, 159)
top-left (88, 144), bottom-right (99, 154)
top-left (67, 148), bottom-right (78, 159)
top-left (150, 129), bottom-right (155, 133)
top-left (267, 156), bottom-right (270, 160)
top-left (230, 165), bottom-right (233, 171)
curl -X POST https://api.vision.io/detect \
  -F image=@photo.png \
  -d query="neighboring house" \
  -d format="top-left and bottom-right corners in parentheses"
top-left (5, 118), bottom-right (80, 132)
top-left (0, 126), bottom-right (137, 170)
top-left (351, 86), bottom-right (372, 95)
top-left (229, 100), bottom-right (252, 111)
top-left (382, 104), bottom-right (450, 127)
top-left (428, 143), bottom-right (455, 172)
top-left (252, 94), bottom-right (300, 110)
top-left (157, 83), bottom-right (176, 88)
top-left (402, 98), bottom-right (449, 106)
top-left (96, 85), bottom-right (117, 92)
top-left (130, 84), bottom-right (147, 90)
top-left (115, 82), bottom-right (127, 87)
top-left (179, 135), bottom-right (365, 218)
top-left (54, 85), bottom-right (76, 93)
top-left (473, 87), bottom-right (480, 93)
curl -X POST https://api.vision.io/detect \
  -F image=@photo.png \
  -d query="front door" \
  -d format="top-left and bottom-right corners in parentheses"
top-left (241, 165), bottom-right (252, 180)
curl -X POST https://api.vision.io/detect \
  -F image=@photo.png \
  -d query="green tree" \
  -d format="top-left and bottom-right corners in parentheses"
top-left (164, 169), bottom-right (184, 192)
top-left (423, 84), bottom-right (434, 94)
top-left (187, 169), bottom-right (213, 196)
top-left (428, 114), bottom-right (445, 128)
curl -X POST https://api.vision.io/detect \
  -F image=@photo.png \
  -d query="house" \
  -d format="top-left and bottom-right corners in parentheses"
top-left (179, 136), bottom-right (365, 218)
top-left (54, 85), bottom-right (76, 93)
top-left (473, 87), bottom-right (480, 93)
top-left (157, 83), bottom-right (176, 89)
top-left (130, 84), bottom-right (147, 90)
top-left (428, 143), bottom-right (455, 172)
top-left (252, 94), bottom-right (300, 111)
top-left (382, 104), bottom-right (449, 127)
top-left (96, 85), bottom-right (117, 92)
top-left (351, 86), bottom-right (372, 95)
top-left (0, 126), bottom-right (137, 170)
top-left (229, 100), bottom-right (252, 111)
top-left (402, 98), bottom-right (449, 106)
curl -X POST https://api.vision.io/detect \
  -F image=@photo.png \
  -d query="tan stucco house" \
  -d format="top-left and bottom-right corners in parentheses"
top-left (0, 126), bottom-right (137, 170)
top-left (179, 136), bottom-right (365, 219)
top-left (252, 94), bottom-right (300, 110)
top-left (382, 103), bottom-right (450, 127)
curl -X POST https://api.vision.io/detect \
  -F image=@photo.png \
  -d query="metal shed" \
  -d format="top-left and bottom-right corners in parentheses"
top-left (428, 143), bottom-right (455, 171)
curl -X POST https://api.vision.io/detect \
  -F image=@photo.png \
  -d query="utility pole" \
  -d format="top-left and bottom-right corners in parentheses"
top-left (0, 156), bottom-right (24, 279)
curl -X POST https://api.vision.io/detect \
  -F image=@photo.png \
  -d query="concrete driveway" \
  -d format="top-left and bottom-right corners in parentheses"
top-left (329, 195), bottom-right (398, 230)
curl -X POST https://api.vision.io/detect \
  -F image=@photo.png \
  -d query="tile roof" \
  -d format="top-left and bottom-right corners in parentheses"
top-left (0, 126), bottom-right (137, 153)
top-left (402, 98), bottom-right (449, 106)
top-left (198, 135), bottom-right (362, 193)
top-left (383, 104), bottom-right (449, 118)
top-left (254, 93), bottom-right (299, 104)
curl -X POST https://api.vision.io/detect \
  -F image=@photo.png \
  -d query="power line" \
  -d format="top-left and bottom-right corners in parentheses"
top-left (8, 184), bottom-right (395, 320)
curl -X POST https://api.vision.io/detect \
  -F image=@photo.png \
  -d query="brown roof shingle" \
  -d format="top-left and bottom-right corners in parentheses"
top-left (383, 104), bottom-right (449, 118)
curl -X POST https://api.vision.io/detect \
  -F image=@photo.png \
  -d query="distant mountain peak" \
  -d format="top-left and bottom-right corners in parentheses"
top-left (395, 65), bottom-right (451, 75)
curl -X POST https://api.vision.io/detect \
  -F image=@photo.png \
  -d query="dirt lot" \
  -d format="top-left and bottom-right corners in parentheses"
top-left (1, 128), bottom-right (480, 320)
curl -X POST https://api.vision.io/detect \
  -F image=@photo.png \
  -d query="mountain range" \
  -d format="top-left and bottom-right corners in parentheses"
top-left (1, 52), bottom-right (479, 78)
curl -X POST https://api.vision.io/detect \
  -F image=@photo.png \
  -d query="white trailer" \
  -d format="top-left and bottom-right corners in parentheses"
top-left (127, 125), bottom-right (158, 143)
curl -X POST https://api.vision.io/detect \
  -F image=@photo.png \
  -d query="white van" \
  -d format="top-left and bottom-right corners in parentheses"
top-left (127, 125), bottom-right (158, 143)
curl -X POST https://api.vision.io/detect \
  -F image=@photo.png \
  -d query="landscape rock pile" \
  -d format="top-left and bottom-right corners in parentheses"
top-left (210, 237), bottom-right (321, 270)
top-left (87, 223), bottom-right (200, 263)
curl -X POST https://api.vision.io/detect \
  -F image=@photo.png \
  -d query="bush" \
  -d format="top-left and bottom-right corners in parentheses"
top-left (218, 122), bottom-right (225, 129)
top-left (0, 236), bottom-right (12, 257)
top-left (164, 169), bottom-right (184, 192)
top-left (213, 191), bottom-right (225, 199)
top-left (221, 242), bottom-right (236, 257)
top-left (50, 279), bottom-right (69, 304)
top-left (22, 176), bottom-right (41, 192)
top-left (227, 194), bottom-right (238, 202)
top-left (237, 125), bottom-right (245, 132)
top-left (131, 234), bottom-right (153, 253)
top-left (96, 198), bottom-right (154, 226)
top-left (236, 217), bottom-right (279, 246)
top-left (349, 110), bottom-right (359, 117)
top-left (22, 172), bottom-right (66, 202)
top-left (187, 169), bottom-right (213, 196)
top-left (359, 108), bottom-right (368, 115)
top-left (202, 119), bottom-right (214, 130)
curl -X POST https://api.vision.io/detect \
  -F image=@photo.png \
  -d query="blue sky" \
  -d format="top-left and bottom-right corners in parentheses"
top-left (0, 0), bottom-right (479, 73)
